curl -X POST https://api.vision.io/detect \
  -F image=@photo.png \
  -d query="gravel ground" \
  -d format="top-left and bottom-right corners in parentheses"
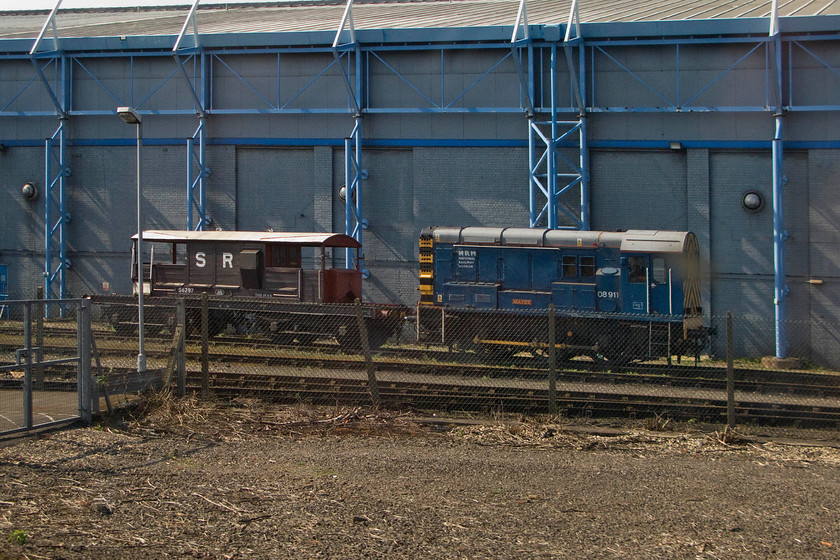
top-left (0, 396), bottom-right (839, 560)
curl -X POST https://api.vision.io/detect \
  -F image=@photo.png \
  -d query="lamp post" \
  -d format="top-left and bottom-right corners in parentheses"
top-left (116, 106), bottom-right (146, 372)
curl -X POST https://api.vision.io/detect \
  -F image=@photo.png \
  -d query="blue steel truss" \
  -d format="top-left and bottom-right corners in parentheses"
top-left (175, 1), bottom-right (210, 231)
top-left (30, 1), bottom-right (70, 308)
top-left (187, 120), bottom-right (211, 231)
top-left (44, 121), bottom-right (70, 308)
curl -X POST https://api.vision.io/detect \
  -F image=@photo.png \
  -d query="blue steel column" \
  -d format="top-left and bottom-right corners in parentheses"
top-left (173, 2), bottom-right (209, 232)
top-left (528, 115), bottom-right (537, 225)
top-left (772, 114), bottom-right (787, 358)
top-left (769, 0), bottom-right (788, 359)
top-left (547, 44), bottom-right (558, 230)
top-left (344, 119), bottom-right (368, 273)
top-left (578, 44), bottom-right (589, 231)
top-left (44, 119), bottom-right (70, 308)
top-left (187, 115), bottom-right (209, 231)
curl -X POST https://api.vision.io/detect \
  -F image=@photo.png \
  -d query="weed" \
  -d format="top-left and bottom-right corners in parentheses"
top-left (710, 425), bottom-right (743, 446)
top-left (643, 413), bottom-right (672, 432)
top-left (9, 529), bottom-right (27, 545)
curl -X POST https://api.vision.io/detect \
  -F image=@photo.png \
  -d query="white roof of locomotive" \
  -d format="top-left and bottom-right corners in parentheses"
top-left (134, 230), bottom-right (362, 248)
top-left (430, 226), bottom-right (692, 253)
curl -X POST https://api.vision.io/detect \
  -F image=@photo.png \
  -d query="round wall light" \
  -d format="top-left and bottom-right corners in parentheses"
top-left (22, 182), bottom-right (39, 201)
top-left (742, 191), bottom-right (764, 212)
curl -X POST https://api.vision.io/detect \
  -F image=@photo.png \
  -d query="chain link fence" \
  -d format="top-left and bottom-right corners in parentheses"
top-left (3, 295), bottom-right (838, 438)
top-left (79, 296), bottom-right (840, 434)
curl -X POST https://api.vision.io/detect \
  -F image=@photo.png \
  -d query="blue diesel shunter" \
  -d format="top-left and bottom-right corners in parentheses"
top-left (418, 226), bottom-right (706, 362)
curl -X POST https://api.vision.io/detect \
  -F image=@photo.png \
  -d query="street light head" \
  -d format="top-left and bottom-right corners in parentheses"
top-left (117, 106), bottom-right (141, 124)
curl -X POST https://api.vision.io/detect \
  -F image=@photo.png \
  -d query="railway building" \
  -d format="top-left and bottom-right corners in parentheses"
top-left (0, 0), bottom-right (839, 365)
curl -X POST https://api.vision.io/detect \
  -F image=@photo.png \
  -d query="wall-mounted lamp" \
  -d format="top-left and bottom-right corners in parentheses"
top-left (338, 185), bottom-right (347, 201)
top-left (22, 182), bottom-right (39, 201)
top-left (669, 141), bottom-right (683, 151)
top-left (742, 191), bottom-right (764, 213)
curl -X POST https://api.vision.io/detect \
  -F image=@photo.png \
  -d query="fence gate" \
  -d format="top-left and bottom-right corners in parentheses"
top-left (0, 299), bottom-right (92, 438)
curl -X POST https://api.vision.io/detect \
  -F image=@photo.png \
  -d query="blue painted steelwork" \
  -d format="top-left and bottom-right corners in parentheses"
top-left (770, 1), bottom-right (789, 359)
top-left (3, 34), bottom-right (840, 118)
top-left (0, 264), bottom-right (7, 319)
top-left (333, 0), bottom-right (362, 117)
top-left (30, 2), bottom-right (71, 310)
top-left (44, 121), bottom-right (70, 309)
top-left (343, 123), bottom-right (369, 274)
top-left (523, 0), bottom-right (587, 231)
top-left (187, 120), bottom-right (211, 231)
top-left (174, 1), bottom-right (210, 232)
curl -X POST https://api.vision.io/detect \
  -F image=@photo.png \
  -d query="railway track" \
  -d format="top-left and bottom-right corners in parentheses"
top-left (2, 324), bottom-right (840, 425)
top-left (4, 363), bottom-right (840, 426)
top-left (3, 329), bottom-right (840, 397)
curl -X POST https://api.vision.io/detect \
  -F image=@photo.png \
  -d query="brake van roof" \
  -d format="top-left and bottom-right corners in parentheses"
top-left (133, 230), bottom-right (362, 248)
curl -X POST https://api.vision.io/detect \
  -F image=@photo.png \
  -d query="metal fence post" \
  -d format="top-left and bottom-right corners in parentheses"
top-left (176, 298), bottom-right (186, 398)
top-left (354, 299), bottom-right (380, 407)
top-left (78, 299), bottom-right (92, 425)
top-left (726, 311), bottom-right (735, 428)
top-left (23, 301), bottom-right (32, 430)
top-left (201, 293), bottom-right (210, 399)
top-left (35, 286), bottom-right (44, 390)
top-left (548, 304), bottom-right (557, 415)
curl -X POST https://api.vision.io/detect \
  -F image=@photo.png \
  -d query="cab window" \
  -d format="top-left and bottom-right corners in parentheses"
top-left (561, 256), bottom-right (578, 278)
top-left (580, 256), bottom-right (595, 279)
top-left (652, 257), bottom-right (667, 284)
top-left (628, 256), bottom-right (646, 283)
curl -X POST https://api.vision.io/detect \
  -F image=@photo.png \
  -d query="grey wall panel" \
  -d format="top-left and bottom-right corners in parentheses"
top-left (592, 43), bottom-right (768, 109)
top-left (367, 50), bottom-right (521, 111)
top-left (709, 150), bottom-right (809, 281)
top-left (325, 146), bottom-right (527, 305)
top-left (205, 145), bottom-right (237, 232)
top-left (807, 150), bottom-right (840, 366)
top-left (412, 146), bottom-right (528, 229)
top-left (331, 147), bottom-right (415, 304)
top-left (708, 277), bottom-right (775, 359)
top-left (809, 284), bottom-right (840, 366)
top-left (0, 143), bottom-right (44, 298)
top-left (235, 147), bottom-right (315, 232)
top-left (0, 60), bottom-right (55, 115)
top-left (808, 150), bottom-right (840, 277)
top-left (709, 276), bottom-right (813, 361)
top-left (589, 149), bottom-right (687, 231)
top-left (212, 114), bottom-right (353, 140)
top-left (211, 52), bottom-right (350, 112)
top-left (0, 256), bottom-right (45, 300)
top-left (0, 147), bottom-right (45, 254)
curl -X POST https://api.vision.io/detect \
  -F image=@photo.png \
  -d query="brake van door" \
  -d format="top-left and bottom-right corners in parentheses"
top-left (188, 242), bottom-right (215, 289)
